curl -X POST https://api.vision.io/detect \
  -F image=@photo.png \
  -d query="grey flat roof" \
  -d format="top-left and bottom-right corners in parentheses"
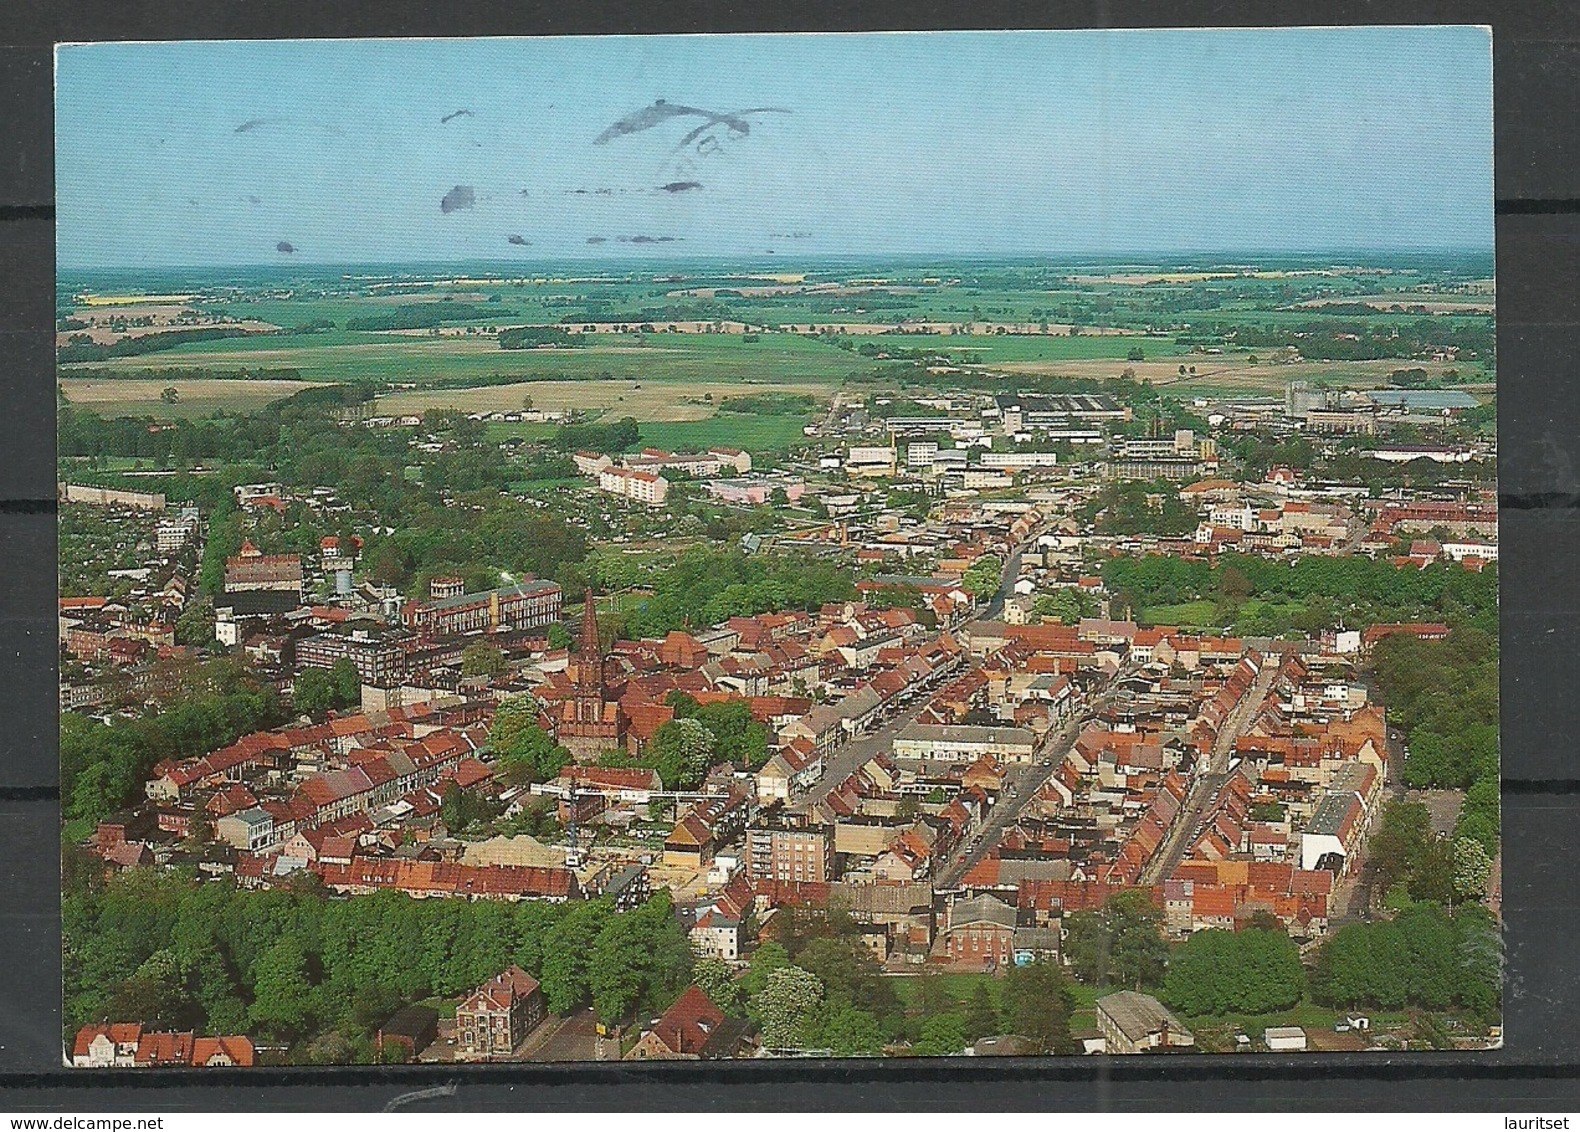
top-left (1363, 390), bottom-right (1477, 409)
top-left (951, 893), bottom-right (1018, 930)
top-left (1331, 762), bottom-right (1372, 793)
top-left (418, 581), bottom-right (561, 613)
top-left (896, 723), bottom-right (1035, 746)
top-left (1097, 991), bottom-right (1193, 1043)
top-left (1306, 792), bottom-right (1357, 838)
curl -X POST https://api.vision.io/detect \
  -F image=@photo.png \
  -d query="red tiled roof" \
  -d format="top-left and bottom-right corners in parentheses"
top-left (190, 1035), bottom-right (255, 1067)
top-left (316, 857), bottom-right (577, 900)
top-left (464, 965), bottom-right (541, 1014)
top-left (644, 986), bottom-right (725, 1056)
top-left (73, 1023), bottom-right (143, 1059)
top-left (565, 765), bottom-right (663, 792)
top-left (135, 1030), bottom-right (195, 1066)
top-left (1192, 885), bottom-right (1238, 919)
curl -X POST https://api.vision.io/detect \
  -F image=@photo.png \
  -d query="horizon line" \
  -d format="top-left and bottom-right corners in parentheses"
top-left (58, 248), bottom-right (1498, 274)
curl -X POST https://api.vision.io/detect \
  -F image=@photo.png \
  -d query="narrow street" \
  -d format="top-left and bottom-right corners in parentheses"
top-left (981, 520), bottom-right (1049, 621)
top-left (934, 683), bottom-right (1124, 891)
top-left (1140, 657), bottom-right (1281, 885)
top-left (1334, 723), bottom-right (1410, 925)
top-left (790, 696), bottom-right (937, 816)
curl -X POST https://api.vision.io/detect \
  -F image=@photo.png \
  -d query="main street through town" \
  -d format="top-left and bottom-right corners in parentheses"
top-left (933, 679), bottom-right (1127, 891)
top-left (1139, 657), bottom-right (1282, 885)
top-left (792, 525), bottom-right (1045, 818)
top-left (790, 695), bottom-right (937, 818)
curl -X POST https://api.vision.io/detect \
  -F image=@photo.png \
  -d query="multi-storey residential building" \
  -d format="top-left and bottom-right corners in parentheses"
top-left (156, 513), bottom-right (199, 552)
top-left (746, 823), bottom-right (833, 885)
top-left (598, 466), bottom-right (669, 506)
top-left (892, 723), bottom-right (1037, 764)
top-left (59, 483), bottom-right (166, 510)
top-left (295, 628), bottom-right (407, 684)
top-left (401, 580), bottom-right (563, 636)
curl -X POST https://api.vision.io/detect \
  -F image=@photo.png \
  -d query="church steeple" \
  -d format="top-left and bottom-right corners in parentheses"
top-left (577, 588), bottom-right (603, 696)
top-left (558, 585), bottom-right (627, 758)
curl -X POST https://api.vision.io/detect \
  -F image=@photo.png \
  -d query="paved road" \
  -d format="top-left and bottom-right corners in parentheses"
top-left (792, 524), bottom-right (1040, 821)
top-left (528, 1007), bottom-right (611, 1063)
top-left (982, 521), bottom-right (1048, 621)
top-left (1335, 724), bottom-right (1409, 924)
top-left (791, 526), bottom-right (1044, 816)
top-left (934, 681), bottom-right (1128, 890)
top-left (1140, 658), bottom-right (1281, 885)
top-left (790, 685), bottom-right (950, 816)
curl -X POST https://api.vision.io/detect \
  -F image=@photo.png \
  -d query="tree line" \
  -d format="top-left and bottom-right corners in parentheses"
top-left (1066, 884), bottom-right (1500, 1025)
top-left (1103, 552), bottom-right (1498, 636)
top-left (696, 906), bottom-right (1075, 1056)
top-left (62, 867), bottom-right (695, 1063)
top-left (613, 546), bottom-right (856, 640)
top-left (344, 302), bottom-right (515, 332)
top-left (62, 659), bottom-right (286, 832)
top-left (57, 326), bottom-right (259, 364)
top-left (498, 325), bottom-right (585, 349)
top-left (1370, 631), bottom-right (1499, 854)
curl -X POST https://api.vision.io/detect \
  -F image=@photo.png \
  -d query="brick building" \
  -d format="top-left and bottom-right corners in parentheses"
top-left (746, 824), bottom-right (832, 886)
top-left (402, 580), bottom-right (563, 637)
top-left (456, 966), bottom-right (546, 1059)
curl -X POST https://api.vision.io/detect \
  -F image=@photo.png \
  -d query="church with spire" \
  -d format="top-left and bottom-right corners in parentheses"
top-left (553, 588), bottom-right (627, 760)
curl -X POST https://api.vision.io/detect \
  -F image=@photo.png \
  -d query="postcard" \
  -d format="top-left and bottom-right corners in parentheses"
top-left (56, 28), bottom-right (1498, 1066)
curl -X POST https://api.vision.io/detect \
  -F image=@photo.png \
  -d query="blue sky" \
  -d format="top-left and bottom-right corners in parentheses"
top-left (55, 28), bottom-right (1494, 267)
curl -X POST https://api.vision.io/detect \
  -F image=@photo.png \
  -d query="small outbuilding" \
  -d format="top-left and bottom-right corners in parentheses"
top-left (1095, 991), bottom-right (1196, 1054)
top-left (377, 1005), bottom-right (440, 1060)
top-left (1263, 1025), bottom-right (1309, 1052)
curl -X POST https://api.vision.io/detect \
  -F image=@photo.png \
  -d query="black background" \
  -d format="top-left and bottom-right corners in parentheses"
top-left (1, 0), bottom-right (1576, 1111)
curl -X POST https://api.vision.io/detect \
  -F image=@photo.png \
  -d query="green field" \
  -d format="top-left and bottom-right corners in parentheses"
top-left (507, 477), bottom-right (581, 494)
top-left (488, 412), bottom-right (812, 452)
top-left (61, 330), bottom-right (870, 386)
top-left (60, 259), bottom-right (1495, 420)
top-left (858, 332), bottom-right (1184, 363)
top-left (1139, 597), bottom-right (1311, 631)
top-left (889, 971), bottom-right (1005, 1011)
top-left (59, 455), bottom-right (162, 473)
top-left (1139, 600), bottom-right (1222, 629)
top-left (58, 376), bottom-right (326, 418)
top-left (1172, 306), bottom-right (1492, 328)
top-left (636, 413), bottom-right (811, 452)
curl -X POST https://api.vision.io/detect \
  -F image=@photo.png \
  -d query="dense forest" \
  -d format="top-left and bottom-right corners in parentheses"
top-left (607, 546), bottom-right (856, 638)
